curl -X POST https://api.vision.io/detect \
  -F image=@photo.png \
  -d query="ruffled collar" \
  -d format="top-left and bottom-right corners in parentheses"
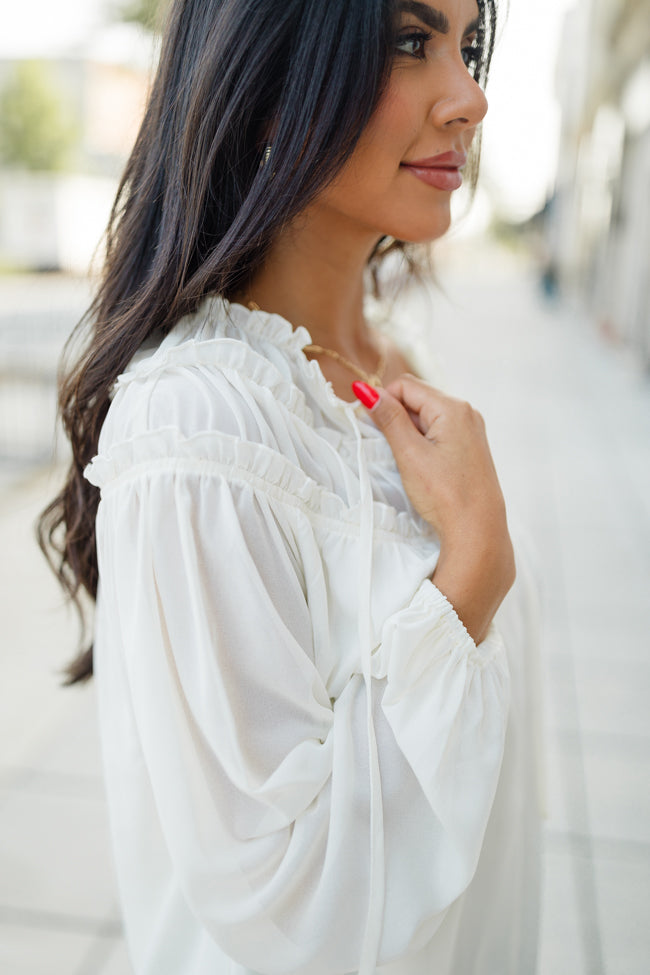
top-left (215, 297), bottom-right (374, 420)
top-left (117, 293), bottom-right (381, 428)
top-left (111, 295), bottom-right (400, 461)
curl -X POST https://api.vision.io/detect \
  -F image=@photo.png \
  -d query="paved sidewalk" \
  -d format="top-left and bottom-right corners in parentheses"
top-left (1, 245), bottom-right (649, 973)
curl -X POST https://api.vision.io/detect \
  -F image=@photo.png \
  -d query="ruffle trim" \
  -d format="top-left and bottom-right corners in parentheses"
top-left (371, 580), bottom-right (507, 681)
top-left (111, 336), bottom-right (396, 472)
top-left (112, 335), bottom-right (317, 426)
top-left (113, 296), bottom-right (310, 396)
top-left (84, 426), bottom-right (427, 540)
top-left (110, 297), bottom-right (395, 460)
top-left (216, 297), bottom-right (314, 351)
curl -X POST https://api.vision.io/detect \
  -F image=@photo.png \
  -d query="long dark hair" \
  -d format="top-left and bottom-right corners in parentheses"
top-left (39, 0), bottom-right (498, 683)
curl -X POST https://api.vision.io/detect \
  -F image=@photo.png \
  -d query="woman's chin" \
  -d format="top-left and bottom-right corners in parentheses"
top-left (397, 214), bottom-right (452, 245)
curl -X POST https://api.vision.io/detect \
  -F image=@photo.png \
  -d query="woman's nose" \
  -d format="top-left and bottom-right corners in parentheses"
top-left (429, 64), bottom-right (488, 130)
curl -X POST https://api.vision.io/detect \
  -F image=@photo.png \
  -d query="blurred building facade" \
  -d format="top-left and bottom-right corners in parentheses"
top-left (0, 25), bottom-right (152, 274)
top-left (550, 0), bottom-right (650, 365)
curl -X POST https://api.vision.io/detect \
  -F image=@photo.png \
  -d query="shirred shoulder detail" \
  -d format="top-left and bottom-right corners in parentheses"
top-left (84, 426), bottom-right (427, 540)
top-left (112, 337), bottom-right (315, 425)
top-left (109, 339), bottom-right (396, 465)
top-left (111, 296), bottom-right (390, 445)
top-left (113, 295), bottom-right (312, 403)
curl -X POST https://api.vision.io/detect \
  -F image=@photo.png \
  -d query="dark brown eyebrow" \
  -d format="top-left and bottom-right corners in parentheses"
top-left (398, 2), bottom-right (480, 38)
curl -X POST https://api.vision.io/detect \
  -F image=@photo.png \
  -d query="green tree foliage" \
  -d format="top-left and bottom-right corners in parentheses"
top-left (0, 61), bottom-right (79, 172)
top-left (116, 0), bottom-right (169, 32)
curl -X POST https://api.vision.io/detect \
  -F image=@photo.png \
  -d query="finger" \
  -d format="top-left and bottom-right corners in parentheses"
top-left (353, 384), bottom-right (423, 454)
top-left (385, 374), bottom-right (448, 433)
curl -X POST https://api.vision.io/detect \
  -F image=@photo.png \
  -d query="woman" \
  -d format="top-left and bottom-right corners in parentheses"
top-left (41, 0), bottom-right (541, 972)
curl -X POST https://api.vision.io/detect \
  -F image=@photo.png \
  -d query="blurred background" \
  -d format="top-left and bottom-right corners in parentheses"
top-left (1, 1), bottom-right (649, 973)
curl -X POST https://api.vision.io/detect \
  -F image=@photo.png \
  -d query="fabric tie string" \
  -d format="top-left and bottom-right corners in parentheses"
top-left (348, 405), bottom-right (385, 974)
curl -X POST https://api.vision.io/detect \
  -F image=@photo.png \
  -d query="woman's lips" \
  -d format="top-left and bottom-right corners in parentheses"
top-left (402, 166), bottom-right (463, 190)
top-left (401, 151), bottom-right (467, 191)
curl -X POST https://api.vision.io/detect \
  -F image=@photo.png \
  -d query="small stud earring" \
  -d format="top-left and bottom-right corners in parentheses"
top-left (259, 143), bottom-right (275, 177)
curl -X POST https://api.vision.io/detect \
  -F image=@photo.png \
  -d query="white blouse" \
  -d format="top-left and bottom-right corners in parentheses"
top-left (86, 297), bottom-right (541, 975)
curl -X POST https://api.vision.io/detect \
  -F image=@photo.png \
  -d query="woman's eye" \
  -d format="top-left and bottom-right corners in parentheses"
top-left (461, 43), bottom-right (483, 69)
top-left (395, 28), bottom-right (482, 69)
top-left (395, 31), bottom-right (431, 59)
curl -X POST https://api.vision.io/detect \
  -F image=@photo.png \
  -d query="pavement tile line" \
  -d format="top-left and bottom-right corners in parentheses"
top-left (0, 904), bottom-right (122, 938)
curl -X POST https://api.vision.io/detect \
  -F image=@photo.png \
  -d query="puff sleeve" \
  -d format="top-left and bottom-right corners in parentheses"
top-left (88, 447), bottom-right (510, 974)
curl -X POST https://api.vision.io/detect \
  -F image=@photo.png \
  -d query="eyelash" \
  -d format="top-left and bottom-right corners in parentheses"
top-left (395, 30), bottom-right (483, 69)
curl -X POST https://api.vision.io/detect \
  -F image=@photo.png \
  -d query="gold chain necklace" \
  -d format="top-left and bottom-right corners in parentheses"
top-left (246, 300), bottom-right (387, 387)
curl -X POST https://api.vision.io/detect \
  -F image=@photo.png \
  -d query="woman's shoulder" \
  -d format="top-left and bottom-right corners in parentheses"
top-left (85, 298), bottom-right (329, 492)
top-left (103, 298), bottom-right (314, 441)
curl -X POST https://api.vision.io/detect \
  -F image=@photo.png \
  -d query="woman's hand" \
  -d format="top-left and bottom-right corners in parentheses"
top-left (353, 376), bottom-right (515, 644)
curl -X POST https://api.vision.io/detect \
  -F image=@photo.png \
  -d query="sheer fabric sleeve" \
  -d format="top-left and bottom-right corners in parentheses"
top-left (91, 457), bottom-right (510, 974)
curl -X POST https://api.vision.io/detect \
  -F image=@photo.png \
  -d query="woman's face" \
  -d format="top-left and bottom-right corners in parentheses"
top-left (309, 0), bottom-right (488, 245)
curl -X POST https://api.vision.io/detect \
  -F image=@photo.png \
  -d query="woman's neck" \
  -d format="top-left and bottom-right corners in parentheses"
top-left (240, 207), bottom-right (381, 361)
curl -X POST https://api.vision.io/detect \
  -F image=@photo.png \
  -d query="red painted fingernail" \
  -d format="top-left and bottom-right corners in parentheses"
top-left (352, 381), bottom-right (380, 409)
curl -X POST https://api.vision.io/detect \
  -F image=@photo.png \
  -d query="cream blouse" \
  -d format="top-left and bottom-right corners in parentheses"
top-left (85, 297), bottom-right (541, 975)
